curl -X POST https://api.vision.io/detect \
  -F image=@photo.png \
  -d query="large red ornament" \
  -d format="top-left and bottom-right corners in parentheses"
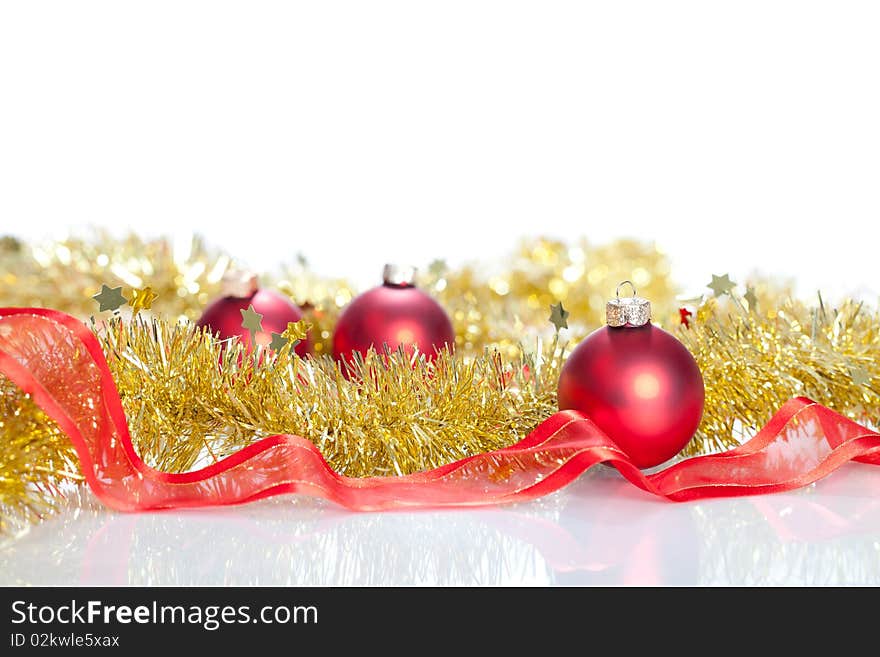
top-left (557, 282), bottom-right (704, 468)
top-left (332, 264), bottom-right (455, 365)
top-left (196, 272), bottom-right (312, 356)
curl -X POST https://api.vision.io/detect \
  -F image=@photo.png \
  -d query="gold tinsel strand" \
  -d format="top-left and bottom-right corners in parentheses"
top-left (0, 231), bottom-right (232, 321)
top-left (679, 290), bottom-right (880, 455)
top-left (273, 258), bottom-right (354, 358)
top-left (423, 237), bottom-right (677, 358)
top-left (99, 317), bottom-right (563, 477)
top-left (0, 377), bottom-right (82, 539)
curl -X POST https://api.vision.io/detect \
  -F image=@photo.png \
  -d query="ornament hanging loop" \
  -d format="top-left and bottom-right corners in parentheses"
top-left (607, 281), bottom-right (651, 328)
top-left (616, 280), bottom-right (638, 301)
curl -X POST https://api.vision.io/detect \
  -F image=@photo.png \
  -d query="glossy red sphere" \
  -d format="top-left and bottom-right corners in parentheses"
top-left (557, 324), bottom-right (704, 468)
top-left (196, 288), bottom-right (312, 356)
top-left (332, 283), bottom-right (454, 364)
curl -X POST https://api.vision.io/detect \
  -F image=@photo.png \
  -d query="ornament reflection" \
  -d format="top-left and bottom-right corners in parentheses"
top-left (2, 465), bottom-right (879, 586)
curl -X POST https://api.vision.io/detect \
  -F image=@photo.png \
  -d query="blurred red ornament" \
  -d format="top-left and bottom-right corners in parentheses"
top-left (557, 282), bottom-right (704, 469)
top-left (196, 272), bottom-right (312, 356)
top-left (332, 264), bottom-right (454, 366)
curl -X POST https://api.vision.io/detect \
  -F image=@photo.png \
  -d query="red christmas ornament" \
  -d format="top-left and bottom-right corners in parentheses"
top-left (196, 272), bottom-right (312, 356)
top-left (332, 264), bottom-right (455, 365)
top-left (557, 282), bottom-right (704, 468)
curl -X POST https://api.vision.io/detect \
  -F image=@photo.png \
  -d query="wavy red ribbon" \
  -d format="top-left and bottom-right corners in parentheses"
top-left (1, 308), bottom-right (879, 512)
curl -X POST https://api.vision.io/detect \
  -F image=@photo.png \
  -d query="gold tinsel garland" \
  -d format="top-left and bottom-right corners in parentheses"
top-left (0, 379), bottom-right (82, 537)
top-left (679, 293), bottom-right (880, 453)
top-left (1, 231), bottom-right (878, 536)
top-left (99, 319), bottom-right (563, 477)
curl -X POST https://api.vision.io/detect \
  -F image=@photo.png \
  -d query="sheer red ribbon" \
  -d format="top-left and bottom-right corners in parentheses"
top-left (1, 308), bottom-right (879, 512)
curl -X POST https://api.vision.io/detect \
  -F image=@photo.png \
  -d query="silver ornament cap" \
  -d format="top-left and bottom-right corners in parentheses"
top-left (221, 270), bottom-right (259, 298)
top-left (606, 280), bottom-right (651, 327)
top-left (382, 263), bottom-right (417, 287)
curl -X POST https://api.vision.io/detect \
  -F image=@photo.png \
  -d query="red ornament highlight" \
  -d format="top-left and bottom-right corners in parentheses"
top-left (557, 284), bottom-right (704, 468)
top-left (196, 273), bottom-right (311, 356)
top-left (332, 264), bottom-right (454, 365)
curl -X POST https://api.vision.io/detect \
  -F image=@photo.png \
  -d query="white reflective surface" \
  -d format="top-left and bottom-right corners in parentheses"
top-left (3, 464), bottom-right (880, 586)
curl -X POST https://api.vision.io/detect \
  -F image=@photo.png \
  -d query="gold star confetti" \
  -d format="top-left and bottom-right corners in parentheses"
top-left (240, 304), bottom-right (264, 343)
top-left (549, 302), bottom-right (569, 331)
top-left (708, 273), bottom-right (736, 297)
top-left (91, 284), bottom-right (127, 312)
top-left (743, 285), bottom-right (758, 311)
top-left (268, 332), bottom-right (289, 352)
top-left (282, 320), bottom-right (312, 345)
top-left (128, 286), bottom-right (158, 316)
top-left (428, 259), bottom-right (447, 278)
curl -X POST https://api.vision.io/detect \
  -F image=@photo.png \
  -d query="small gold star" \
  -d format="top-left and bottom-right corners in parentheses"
top-left (128, 286), bottom-right (158, 316)
top-left (92, 284), bottom-right (127, 312)
top-left (268, 332), bottom-right (289, 352)
top-left (708, 274), bottom-right (736, 297)
top-left (743, 285), bottom-right (758, 311)
top-left (549, 302), bottom-right (569, 331)
top-left (428, 259), bottom-right (447, 278)
top-left (282, 320), bottom-right (312, 343)
top-left (240, 304), bottom-right (264, 342)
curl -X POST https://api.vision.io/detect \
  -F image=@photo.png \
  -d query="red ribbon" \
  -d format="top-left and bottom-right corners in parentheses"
top-left (1, 308), bottom-right (879, 512)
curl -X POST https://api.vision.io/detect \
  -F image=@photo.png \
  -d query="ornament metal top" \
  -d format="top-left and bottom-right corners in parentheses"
top-left (220, 270), bottom-right (260, 297)
top-left (382, 263), bottom-right (418, 287)
top-left (605, 280), bottom-right (651, 327)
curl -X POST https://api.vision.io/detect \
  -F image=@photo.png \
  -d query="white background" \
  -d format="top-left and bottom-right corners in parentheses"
top-left (1, 1), bottom-right (879, 298)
